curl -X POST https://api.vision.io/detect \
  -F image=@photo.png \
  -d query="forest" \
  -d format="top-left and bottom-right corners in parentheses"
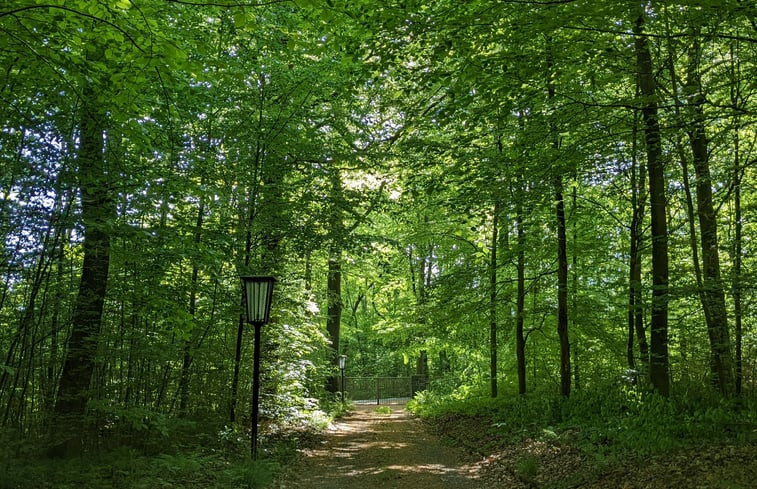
top-left (0, 0), bottom-right (756, 487)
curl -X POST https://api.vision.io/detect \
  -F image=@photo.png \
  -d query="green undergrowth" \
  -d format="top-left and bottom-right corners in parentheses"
top-left (408, 382), bottom-right (757, 458)
top-left (1, 446), bottom-right (290, 489)
top-left (320, 397), bottom-right (354, 420)
top-left (374, 406), bottom-right (392, 415)
top-left (0, 404), bottom-right (340, 489)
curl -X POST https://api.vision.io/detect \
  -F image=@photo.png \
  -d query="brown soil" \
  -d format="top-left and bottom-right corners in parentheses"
top-left (431, 414), bottom-right (757, 489)
top-left (275, 405), bottom-right (757, 489)
top-left (273, 404), bottom-right (481, 488)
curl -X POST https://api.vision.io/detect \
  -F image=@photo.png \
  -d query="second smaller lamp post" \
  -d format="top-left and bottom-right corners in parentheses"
top-left (241, 275), bottom-right (275, 460)
top-left (338, 354), bottom-right (346, 404)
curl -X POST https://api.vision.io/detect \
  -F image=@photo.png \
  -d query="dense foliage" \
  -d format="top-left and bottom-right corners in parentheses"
top-left (1, 0), bottom-right (755, 485)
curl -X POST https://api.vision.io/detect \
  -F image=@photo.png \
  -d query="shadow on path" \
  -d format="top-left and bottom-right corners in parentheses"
top-left (275, 404), bottom-right (480, 488)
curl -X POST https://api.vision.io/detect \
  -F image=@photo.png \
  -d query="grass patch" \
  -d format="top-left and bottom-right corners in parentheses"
top-left (515, 453), bottom-right (540, 479)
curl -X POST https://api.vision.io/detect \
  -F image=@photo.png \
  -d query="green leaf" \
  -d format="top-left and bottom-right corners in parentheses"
top-left (234, 12), bottom-right (253, 29)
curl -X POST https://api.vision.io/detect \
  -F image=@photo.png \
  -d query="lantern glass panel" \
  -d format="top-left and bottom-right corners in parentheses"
top-left (242, 276), bottom-right (275, 325)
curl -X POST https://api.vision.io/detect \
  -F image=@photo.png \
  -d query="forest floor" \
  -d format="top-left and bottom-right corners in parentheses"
top-left (273, 403), bottom-right (757, 489)
top-left (273, 403), bottom-right (480, 488)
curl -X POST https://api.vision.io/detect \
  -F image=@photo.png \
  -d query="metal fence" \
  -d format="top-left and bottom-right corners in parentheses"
top-left (344, 376), bottom-right (428, 405)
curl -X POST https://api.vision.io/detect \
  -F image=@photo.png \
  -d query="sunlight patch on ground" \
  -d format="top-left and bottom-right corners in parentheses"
top-left (386, 463), bottom-right (467, 475)
top-left (279, 402), bottom-right (481, 487)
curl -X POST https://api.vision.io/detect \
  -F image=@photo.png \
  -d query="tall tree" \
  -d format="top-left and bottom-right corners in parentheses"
top-left (634, 8), bottom-right (669, 396)
top-left (546, 36), bottom-right (571, 397)
top-left (683, 26), bottom-right (735, 395)
top-left (729, 43), bottom-right (744, 396)
top-left (489, 197), bottom-right (500, 398)
top-left (51, 87), bottom-right (113, 454)
top-left (515, 170), bottom-right (527, 396)
top-left (628, 102), bottom-right (649, 373)
top-left (325, 168), bottom-right (344, 394)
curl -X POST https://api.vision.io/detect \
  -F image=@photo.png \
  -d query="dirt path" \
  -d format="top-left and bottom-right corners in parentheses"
top-left (274, 404), bottom-right (481, 488)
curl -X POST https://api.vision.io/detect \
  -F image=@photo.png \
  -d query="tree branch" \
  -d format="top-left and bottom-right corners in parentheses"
top-left (164, 0), bottom-right (292, 7)
top-left (0, 5), bottom-right (145, 53)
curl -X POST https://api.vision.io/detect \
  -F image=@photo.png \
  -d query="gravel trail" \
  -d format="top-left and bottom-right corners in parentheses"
top-left (274, 404), bottom-right (481, 488)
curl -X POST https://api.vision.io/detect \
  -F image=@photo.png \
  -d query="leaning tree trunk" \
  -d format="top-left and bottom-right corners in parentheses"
top-left (50, 90), bottom-right (113, 455)
top-left (635, 11), bottom-right (669, 397)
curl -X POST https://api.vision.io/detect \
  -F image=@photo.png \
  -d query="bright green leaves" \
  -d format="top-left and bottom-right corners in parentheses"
top-left (233, 11), bottom-right (254, 29)
top-left (159, 39), bottom-right (187, 63)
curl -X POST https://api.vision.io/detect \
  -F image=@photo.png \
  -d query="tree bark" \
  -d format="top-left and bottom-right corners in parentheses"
top-left (326, 169), bottom-right (343, 393)
top-left (230, 71), bottom-right (265, 422)
top-left (684, 32), bottom-right (735, 395)
top-left (663, 22), bottom-right (701, 381)
top-left (546, 37), bottom-right (570, 397)
top-left (730, 45), bottom-right (743, 396)
top-left (733, 145), bottom-right (742, 396)
top-left (179, 192), bottom-right (205, 414)
top-left (50, 91), bottom-right (112, 454)
top-left (571, 177), bottom-right (581, 390)
top-left (635, 11), bottom-right (669, 397)
top-left (489, 199), bottom-right (499, 398)
top-left (628, 105), bottom-right (649, 372)
top-left (555, 174), bottom-right (571, 397)
top-left (516, 174), bottom-right (527, 396)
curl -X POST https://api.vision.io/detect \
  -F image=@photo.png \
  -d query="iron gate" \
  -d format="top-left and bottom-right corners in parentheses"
top-left (344, 376), bottom-right (428, 405)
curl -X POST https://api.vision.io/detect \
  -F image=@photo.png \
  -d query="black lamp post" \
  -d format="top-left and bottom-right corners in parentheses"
top-left (241, 275), bottom-right (275, 460)
top-left (338, 354), bottom-right (346, 404)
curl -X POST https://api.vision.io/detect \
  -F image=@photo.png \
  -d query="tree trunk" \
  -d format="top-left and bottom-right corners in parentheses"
top-left (326, 254), bottom-right (342, 393)
top-left (489, 199), bottom-right (499, 398)
top-left (326, 169), bottom-right (343, 394)
top-left (546, 37), bottom-right (570, 397)
top-left (230, 72), bottom-right (266, 422)
top-left (635, 11), bottom-right (669, 397)
top-left (1, 174), bottom-right (69, 423)
top-left (229, 317), bottom-right (244, 423)
top-left (179, 193), bottom-right (205, 414)
top-left (733, 148), bottom-right (743, 397)
top-left (663, 25), bottom-right (702, 382)
top-left (684, 32), bottom-right (735, 395)
top-left (555, 174), bottom-right (571, 397)
top-left (0, 129), bottom-right (27, 314)
top-left (628, 105), bottom-right (649, 372)
top-left (730, 45), bottom-right (743, 396)
top-left (571, 177), bottom-right (580, 390)
top-left (516, 175), bottom-right (527, 395)
top-left (50, 91), bottom-right (112, 454)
